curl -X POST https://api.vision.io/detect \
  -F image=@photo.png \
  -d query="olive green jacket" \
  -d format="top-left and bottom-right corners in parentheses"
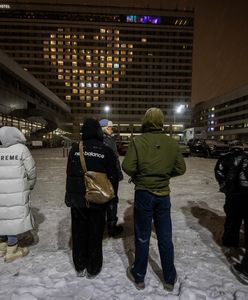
top-left (122, 131), bottom-right (186, 195)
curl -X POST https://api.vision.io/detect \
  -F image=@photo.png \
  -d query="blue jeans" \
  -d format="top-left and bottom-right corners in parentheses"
top-left (132, 190), bottom-right (176, 284)
top-left (0, 235), bottom-right (18, 246)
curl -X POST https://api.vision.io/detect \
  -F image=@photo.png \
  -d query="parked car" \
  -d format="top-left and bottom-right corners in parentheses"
top-left (188, 139), bottom-right (229, 158)
top-left (178, 141), bottom-right (191, 157)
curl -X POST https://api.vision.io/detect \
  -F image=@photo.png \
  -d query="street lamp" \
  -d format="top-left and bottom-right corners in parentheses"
top-left (174, 104), bottom-right (185, 124)
top-left (104, 105), bottom-right (110, 119)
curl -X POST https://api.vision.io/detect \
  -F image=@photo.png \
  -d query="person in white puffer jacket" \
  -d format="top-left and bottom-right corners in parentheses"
top-left (0, 126), bottom-right (37, 262)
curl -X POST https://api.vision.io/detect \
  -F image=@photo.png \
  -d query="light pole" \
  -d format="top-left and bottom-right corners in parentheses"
top-left (172, 104), bottom-right (185, 137)
top-left (104, 105), bottom-right (110, 119)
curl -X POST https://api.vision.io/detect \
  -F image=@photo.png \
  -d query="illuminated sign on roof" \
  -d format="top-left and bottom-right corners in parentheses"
top-left (126, 15), bottom-right (161, 24)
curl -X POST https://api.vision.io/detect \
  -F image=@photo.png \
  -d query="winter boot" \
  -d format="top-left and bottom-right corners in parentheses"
top-left (0, 242), bottom-right (7, 257)
top-left (4, 244), bottom-right (29, 263)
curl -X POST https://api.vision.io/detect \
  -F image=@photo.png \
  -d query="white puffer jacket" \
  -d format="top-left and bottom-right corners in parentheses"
top-left (0, 126), bottom-right (37, 235)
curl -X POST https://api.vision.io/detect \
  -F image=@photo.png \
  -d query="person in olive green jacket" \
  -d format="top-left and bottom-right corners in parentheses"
top-left (122, 107), bottom-right (186, 291)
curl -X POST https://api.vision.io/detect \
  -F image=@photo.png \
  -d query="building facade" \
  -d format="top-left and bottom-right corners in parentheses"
top-left (0, 3), bottom-right (193, 138)
top-left (0, 49), bottom-right (71, 146)
top-left (192, 85), bottom-right (248, 141)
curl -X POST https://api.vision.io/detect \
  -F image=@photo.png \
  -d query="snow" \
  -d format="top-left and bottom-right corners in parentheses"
top-left (0, 148), bottom-right (247, 300)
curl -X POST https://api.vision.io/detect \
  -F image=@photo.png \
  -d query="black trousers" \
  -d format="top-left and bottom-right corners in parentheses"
top-left (106, 182), bottom-right (119, 227)
top-left (71, 206), bottom-right (106, 275)
top-left (223, 193), bottom-right (248, 248)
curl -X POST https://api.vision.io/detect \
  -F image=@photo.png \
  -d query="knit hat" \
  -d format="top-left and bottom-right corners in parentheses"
top-left (99, 119), bottom-right (113, 127)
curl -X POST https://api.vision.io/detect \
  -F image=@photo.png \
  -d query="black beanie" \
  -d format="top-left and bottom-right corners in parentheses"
top-left (81, 118), bottom-right (103, 141)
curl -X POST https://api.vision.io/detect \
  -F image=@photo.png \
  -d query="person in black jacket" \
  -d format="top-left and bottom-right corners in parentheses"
top-left (214, 140), bottom-right (248, 284)
top-left (65, 118), bottom-right (118, 278)
top-left (99, 119), bottom-right (124, 237)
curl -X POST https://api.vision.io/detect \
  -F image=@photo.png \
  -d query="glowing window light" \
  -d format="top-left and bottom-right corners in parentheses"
top-left (0, 4), bottom-right (10, 8)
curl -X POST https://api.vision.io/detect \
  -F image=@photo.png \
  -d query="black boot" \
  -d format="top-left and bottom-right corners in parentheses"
top-left (108, 224), bottom-right (123, 237)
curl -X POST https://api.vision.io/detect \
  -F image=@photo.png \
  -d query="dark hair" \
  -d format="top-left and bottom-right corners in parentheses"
top-left (81, 118), bottom-right (103, 141)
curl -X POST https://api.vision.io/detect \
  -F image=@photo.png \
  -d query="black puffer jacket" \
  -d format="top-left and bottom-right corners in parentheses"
top-left (65, 119), bottom-right (119, 208)
top-left (214, 148), bottom-right (248, 194)
top-left (103, 133), bottom-right (123, 181)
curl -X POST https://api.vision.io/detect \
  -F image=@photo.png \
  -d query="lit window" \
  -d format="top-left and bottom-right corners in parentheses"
top-left (128, 44), bottom-right (133, 48)
top-left (73, 89), bottom-right (78, 94)
top-left (86, 103), bottom-right (91, 107)
top-left (58, 75), bottom-right (64, 80)
top-left (86, 62), bottom-right (91, 67)
top-left (141, 38), bottom-right (147, 42)
top-left (107, 56), bottom-right (112, 61)
top-left (65, 82), bottom-right (71, 86)
top-left (121, 44), bottom-right (126, 48)
top-left (80, 89), bottom-right (85, 94)
top-left (93, 96), bottom-right (99, 101)
top-left (73, 83), bottom-right (78, 87)
top-left (65, 95), bottom-right (71, 101)
top-left (58, 60), bottom-right (63, 65)
top-left (100, 29), bottom-right (106, 33)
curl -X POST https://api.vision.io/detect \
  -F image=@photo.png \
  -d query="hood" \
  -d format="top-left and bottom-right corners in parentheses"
top-left (81, 118), bottom-right (103, 141)
top-left (141, 107), bottom-right (165, 133)
top-left (0, 126), bottom-right (26, 147)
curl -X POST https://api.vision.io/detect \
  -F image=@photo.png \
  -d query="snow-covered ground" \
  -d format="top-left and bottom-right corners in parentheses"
top-left (0, 148), bottom-right (247, 300)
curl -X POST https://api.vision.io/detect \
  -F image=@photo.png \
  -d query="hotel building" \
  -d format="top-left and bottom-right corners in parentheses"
top-left (0, 3), bottom-right (193, 138)
top-left (192, 85), bottom-right (248, 141)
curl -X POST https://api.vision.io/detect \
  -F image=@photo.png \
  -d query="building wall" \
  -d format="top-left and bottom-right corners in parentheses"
top-left (0, 7), bottom-right (193, 132)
